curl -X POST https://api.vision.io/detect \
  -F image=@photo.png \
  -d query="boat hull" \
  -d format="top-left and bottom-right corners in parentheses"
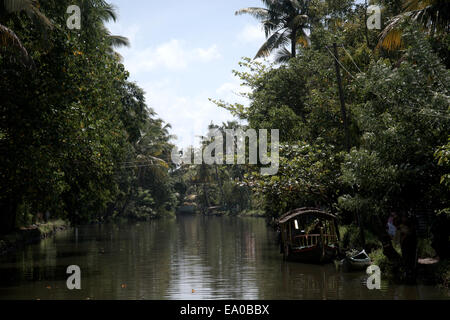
top-left (341, 250), bottom-right (372, 271)
top-left (348, 261), bottom-right (371, 271)
top-left (343, 258), bottom-right (371, 271)
top-left (285, 244), bottom-right (338, 264)
top-left (176, 205), bottom-right (197, 215)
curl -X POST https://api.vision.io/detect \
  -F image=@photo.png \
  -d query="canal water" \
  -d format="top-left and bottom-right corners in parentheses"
top-left (0, 215), bottom-right (448, 300)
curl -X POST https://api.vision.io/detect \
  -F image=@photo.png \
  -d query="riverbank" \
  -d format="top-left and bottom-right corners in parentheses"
top-left (0, 220), bottom-right (69, 256)
top-left (368, 247), bottom-right (450, 290)
top-left (336, 224), bottom-right (450, 290)
top-left (237, 209), bottom-right (266, 218)
top-left (187, 208), bottom-right (266, 218)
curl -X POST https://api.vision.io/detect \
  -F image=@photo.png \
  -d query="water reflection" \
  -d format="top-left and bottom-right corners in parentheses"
top-left (0, 215), bottom-right (448, 300)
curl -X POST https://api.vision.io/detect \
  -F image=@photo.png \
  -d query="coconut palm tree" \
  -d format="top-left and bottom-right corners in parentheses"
top-left (0, 0), bottom-right (129, 65)
top-left (379, 0), bottom-right (450, 50)
top-left (236, 0), bottom-right (310, 62)
top-left (0, 0), bottom-right (52, 66)
top-left (78, 0), bottom-right (130, 54)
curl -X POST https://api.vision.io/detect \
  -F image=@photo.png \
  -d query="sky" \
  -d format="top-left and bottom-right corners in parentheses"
top-left (106, 0), bottom-right (269, 148)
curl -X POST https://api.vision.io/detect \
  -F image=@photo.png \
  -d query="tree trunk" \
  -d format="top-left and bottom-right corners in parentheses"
top-left (291, 28), bottom-right (297, 58)
top-left (401, 232), bottom-right (417, 284)
top-left (214, 165), bottom-right (225, 208)
top-left (380, 232), bottom-right (401, 263)
top-left (0, 197), bottom-right (19, 235)
top-left (374, 216), bottom-right (402, 263)
top-left (400, 217), bottom-right (418, 284)
top-left (203, 183), bottom-right (210, 209)
top-left (332, 43), bottom-right (350, 151)
top-left (356, 211), bottom-right (366, 248)
top-left (431, 214), bottom-right (450, 259)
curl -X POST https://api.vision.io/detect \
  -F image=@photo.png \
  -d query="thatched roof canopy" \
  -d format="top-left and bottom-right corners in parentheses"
top-left (278, 207), bottom-right (337, 225)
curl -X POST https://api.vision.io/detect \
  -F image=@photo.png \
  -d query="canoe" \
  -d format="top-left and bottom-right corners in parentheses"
top-left (342, 250), bottom-right (372, 271)
top-left (177, 204), bottom-right (197, 214)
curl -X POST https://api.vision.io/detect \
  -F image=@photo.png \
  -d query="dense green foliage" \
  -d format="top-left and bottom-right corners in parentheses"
top-left (208, 0), bottom-right (450, 283)
top-left (172, 121), bottom-right (257, 215)
top-left (0, 0), bottom-right (176, 233)
top-left (1, 0), bottom-right (449, 286)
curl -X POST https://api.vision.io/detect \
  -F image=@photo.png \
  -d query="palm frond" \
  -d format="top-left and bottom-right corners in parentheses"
top-left (108, 34), bottom-right (130, 48)
top-left (3, 0), bottom-right (31, 12)
top-left (27, 5), bottom-right (53, 29)
top-left (403, 0), bottom-right (430, 11)
top-left (235, 7), bottom-right (270, 20)
top-left (409, 0), bottom-right (450, 32)
top-left (379, 28), bottom-right (404, 51)
top-left (3, 0), bottom-right (53, 29)
top-left (0, 23), bottom-right (33, 67)
top-left (136, 154), bottom-right (168, 168)
top-left (262, 19), bottom-right (280, 37)
top-left (254, 29), bottom-right (289, 59)
top-left (274, 47), bottom-right (292, 63)
top-left (379, 0), bottom-right (450, 50)
top-left (97, 2), bottom-right (118, 23)
top-left (378, 13), bottom-right (410, 50)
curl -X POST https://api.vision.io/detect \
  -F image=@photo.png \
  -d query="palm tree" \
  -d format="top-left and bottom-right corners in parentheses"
top-left (236, 0), bottom-right (310, 62)
top-left (79, 0), bottom-right (130, 54)
top-left (0, 0), bottom-right (52, 66)
top-left (0, 0), bottom-right (129, 65)
top-left (134, 117), bottom-right (173, 170)
top-left (379, 0), bottom-right (450, 50)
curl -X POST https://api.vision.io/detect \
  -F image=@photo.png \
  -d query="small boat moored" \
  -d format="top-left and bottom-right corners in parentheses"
top-left (341, 249), bottom-right (372, 271)
top-left (176, 194), bottom-right (199, 215)
top-left (205, 206), bottom-right (225, 216)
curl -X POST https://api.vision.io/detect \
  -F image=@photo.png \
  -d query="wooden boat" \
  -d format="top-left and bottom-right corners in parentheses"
top-left (278, 208), bottom-right (340, 263)
top-left (206, 206), bottom-right (225, 216)
top-left (341, 250), bottom-right (371, 271)
top-left (176, 195), bottom-right (198, 215)
top-left (177, 204), bottom-right (197, 214)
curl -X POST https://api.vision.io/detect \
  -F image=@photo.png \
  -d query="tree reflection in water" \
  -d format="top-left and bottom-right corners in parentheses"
top-left (0, 216), bottom-right (448, 300)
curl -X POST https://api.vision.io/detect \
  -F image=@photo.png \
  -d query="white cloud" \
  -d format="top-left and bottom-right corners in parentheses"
top-left (142, 80), bottom-right (237, 149)
top-left (121, 39), bottom-right (222, 74)
top-left (194, 45), bottom-right (222, 62)
top-left (237, 24), bottom-right (266, 44)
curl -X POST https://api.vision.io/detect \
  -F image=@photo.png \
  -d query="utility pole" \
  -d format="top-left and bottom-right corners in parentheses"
top-left (357, 211), bottom-right (367, 249)
top-left (330, 43), bottom-right (350, 151)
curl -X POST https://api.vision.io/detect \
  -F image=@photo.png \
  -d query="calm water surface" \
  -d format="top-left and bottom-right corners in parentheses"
top-left (0, 215), bottom-right (448, 300)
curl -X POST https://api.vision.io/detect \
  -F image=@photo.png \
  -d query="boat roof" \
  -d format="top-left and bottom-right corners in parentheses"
top-left (278, 207), bottom-right (337, 224)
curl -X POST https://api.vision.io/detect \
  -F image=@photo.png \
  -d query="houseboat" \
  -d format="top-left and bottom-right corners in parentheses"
top-left (278, 208), bottom-right (340, 263)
